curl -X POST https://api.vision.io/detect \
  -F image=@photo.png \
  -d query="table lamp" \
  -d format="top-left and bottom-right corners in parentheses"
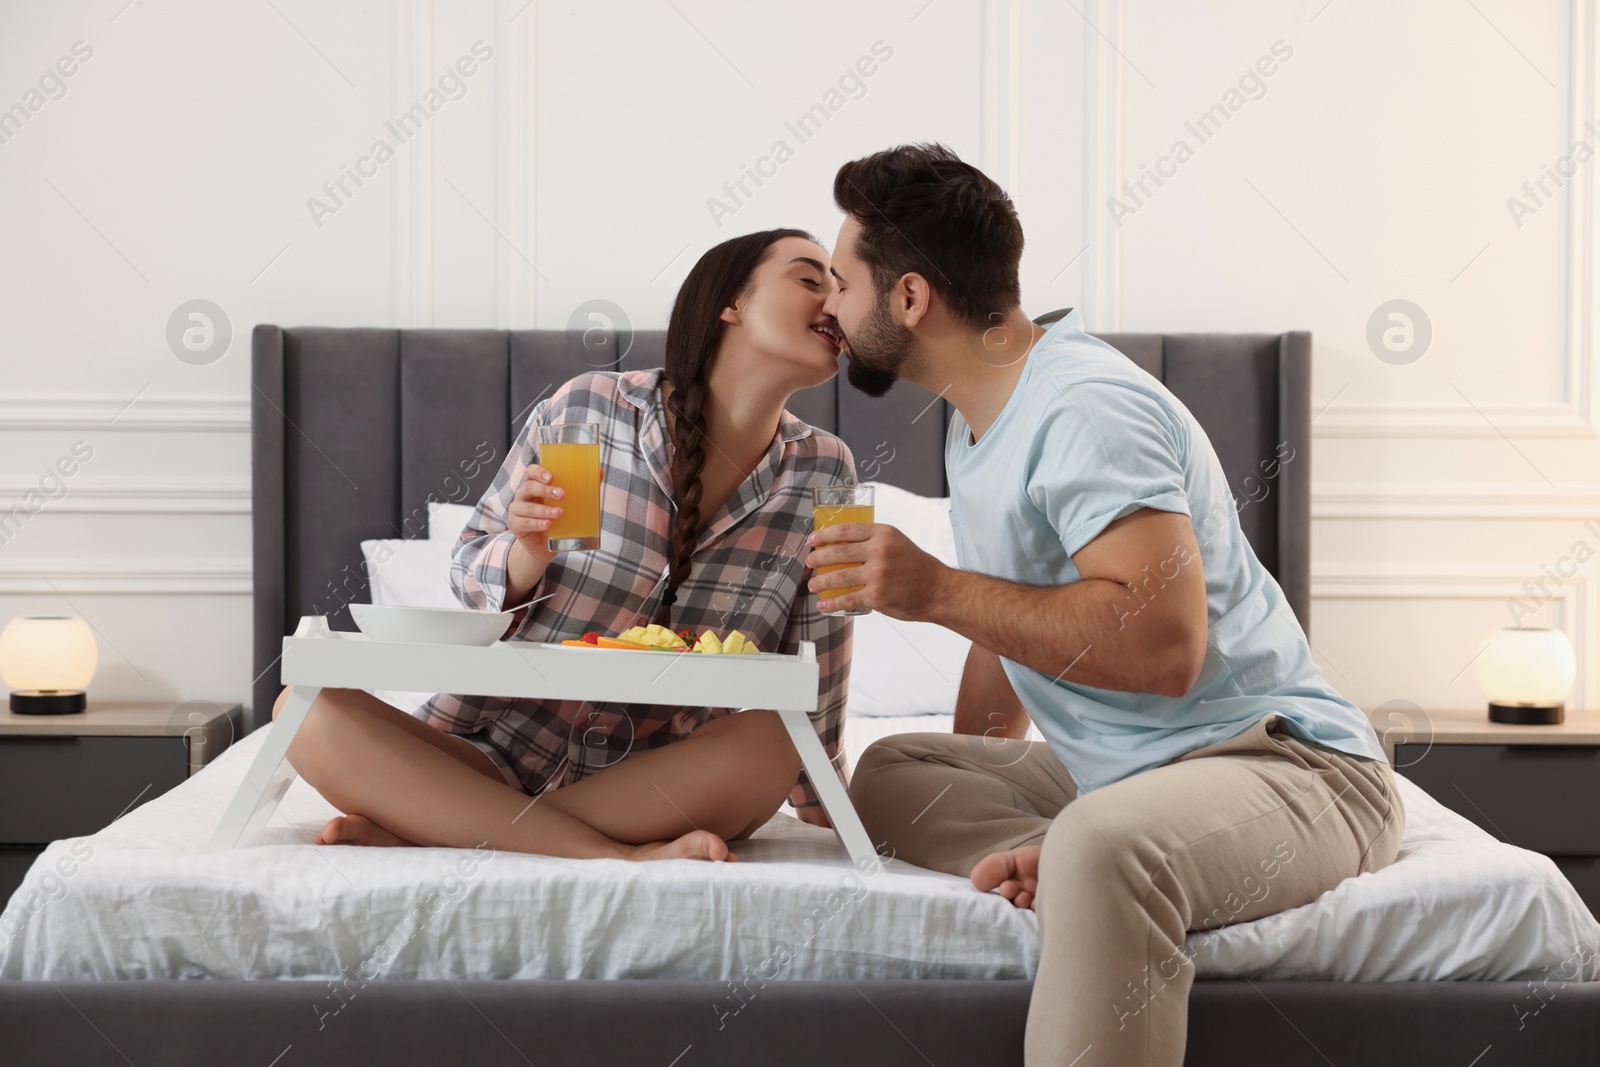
top-left (0, 615), bottom-right (97, 715)
top-left (1475, 626), bottom-right (1575, 725)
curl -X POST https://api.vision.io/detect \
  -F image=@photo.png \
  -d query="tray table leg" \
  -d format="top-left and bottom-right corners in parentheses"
top-left (774, 705), bottom-right (883, 871)
top-left (202, 685), bottom-right (321, 852)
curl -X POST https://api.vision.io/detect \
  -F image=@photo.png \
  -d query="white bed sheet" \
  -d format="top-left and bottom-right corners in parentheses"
top-left (2, 715), bottom-right (1596, 984)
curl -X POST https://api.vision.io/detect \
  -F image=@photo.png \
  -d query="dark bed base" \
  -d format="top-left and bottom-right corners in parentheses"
top-left (4, 979), bottom-right (1596, 1066)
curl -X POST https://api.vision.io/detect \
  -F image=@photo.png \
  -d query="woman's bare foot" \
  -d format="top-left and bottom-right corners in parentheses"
top-left (633, 829), bottom-right (738, 863)
top-left (971, 845), bottom-right (1042, 909)
top-left (315, 813), bottom-right (416, 848)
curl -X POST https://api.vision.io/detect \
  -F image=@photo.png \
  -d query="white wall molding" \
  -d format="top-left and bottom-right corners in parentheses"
top-left (0, 559), bottom-right (251, 595)
top-left (0, 477), bottom-right (251, 514)
top-left (1080, 0), bottom-right (1122, 333)
top-left (393, 0), bottom-right (437, 328)
top-left (1313, 402), bottom-right (1598, 438)
top-left (1313, 482), bottom-right (1600, 519)
top-left (0, 397), bottom-right (250, 432)
top-left (1312, 563), bottom-right (1580, 599)
top-left (497, 0), bottom-right (537, 327)
top-left (1314, 1), bottom-right (1596, 439)
top-left (523, 0), bottom-right (539, 327)
top-left (1568, 0), bottom-right (1593, 435)
top-left (979, 0), bottom-right (1024, 199)
top-left (1569, 0), bottom-right (1597, 432)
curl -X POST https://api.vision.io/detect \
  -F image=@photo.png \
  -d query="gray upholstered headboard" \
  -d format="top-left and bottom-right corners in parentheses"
top-left (249, 318), bottom-right (1311, 730)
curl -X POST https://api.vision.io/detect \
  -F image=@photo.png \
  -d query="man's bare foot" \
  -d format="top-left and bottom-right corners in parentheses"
top-left (315, 813), bottom-right (416, 848)
top-left (972, 845), bottom-right (1042, 909)
top-left (633, 829), bottom-right (738, 863)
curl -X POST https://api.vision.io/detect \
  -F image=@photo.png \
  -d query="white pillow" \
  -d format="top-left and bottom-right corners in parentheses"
top-left (428, 501), bottom-right (478, 542)
top-left (843, 482), bottom-right (973, 716)
top-left (359, 536), bottom-right (458, 609)
top-left (357, 536), bottom-right (459, 714)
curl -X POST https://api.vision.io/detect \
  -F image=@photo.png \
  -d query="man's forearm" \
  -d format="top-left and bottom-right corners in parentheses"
top-left (952, 642), bottom-right (1030, 737)
top-left (928, 567), bottom-right (1190, 696)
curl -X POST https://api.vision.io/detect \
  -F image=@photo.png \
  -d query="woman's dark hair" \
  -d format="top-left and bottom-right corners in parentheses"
top-left (651, 227), bottom-right (814, 628)
top-left (833, 142), bottom-right (1022, 329)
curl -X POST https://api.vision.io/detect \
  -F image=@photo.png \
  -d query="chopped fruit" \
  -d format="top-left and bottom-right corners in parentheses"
top-left (596, 636), bottom-right (655, 650)
top-left (563, 626), bottom-right (761, 654)
top-left (684, 629), bottom-right (761, 654)
top-left (617, 624), bottom-right (688, 650)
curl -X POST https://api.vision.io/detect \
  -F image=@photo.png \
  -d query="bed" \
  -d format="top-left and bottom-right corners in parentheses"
top-left (3, 320), bottom-right (1598, 1066)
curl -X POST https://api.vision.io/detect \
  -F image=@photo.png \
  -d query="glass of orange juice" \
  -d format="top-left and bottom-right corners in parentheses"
top-left (537, 422), bottom-right (602, 552)
top-left (811, 485), bottom-right (874, 616)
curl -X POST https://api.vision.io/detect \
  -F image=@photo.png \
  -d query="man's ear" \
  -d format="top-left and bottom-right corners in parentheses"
top-left (899, 273), bottom-right (932, 330)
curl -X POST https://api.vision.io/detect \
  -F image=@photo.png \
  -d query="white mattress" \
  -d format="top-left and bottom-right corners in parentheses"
top-left (2, 714), bottom-right (1597, 984)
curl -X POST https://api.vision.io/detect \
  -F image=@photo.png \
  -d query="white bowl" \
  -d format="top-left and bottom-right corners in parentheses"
top-left (349, 603), bottom-right (514, 647)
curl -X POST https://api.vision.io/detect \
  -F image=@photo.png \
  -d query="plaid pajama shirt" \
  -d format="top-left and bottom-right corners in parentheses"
top-left (415, 369), bottom-right (855, 815)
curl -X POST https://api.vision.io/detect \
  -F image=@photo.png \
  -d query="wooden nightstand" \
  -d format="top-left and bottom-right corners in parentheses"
top-left (1367, 707), bottom-right (1600, 918)
top-left (0, 700), bottom-right (242, 908)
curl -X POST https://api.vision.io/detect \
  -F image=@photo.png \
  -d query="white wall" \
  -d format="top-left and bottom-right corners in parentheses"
top-left (0, 0), bottom-right (1588, 721)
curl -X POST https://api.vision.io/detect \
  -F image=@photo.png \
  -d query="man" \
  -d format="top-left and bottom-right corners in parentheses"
top-left (809, 143), bottom-right (1404, 1067)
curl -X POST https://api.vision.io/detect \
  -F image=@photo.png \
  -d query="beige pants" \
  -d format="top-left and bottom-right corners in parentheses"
top-left (846, 714), bottom-right (1405, 1067)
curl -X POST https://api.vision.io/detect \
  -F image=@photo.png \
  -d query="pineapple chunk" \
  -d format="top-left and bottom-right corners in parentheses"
top-left (671, 629), bottom-right (760, 655)
top-left (654, 626), bottom-right (689, 649)
top-left (613, 623), bottom-right (687, 649)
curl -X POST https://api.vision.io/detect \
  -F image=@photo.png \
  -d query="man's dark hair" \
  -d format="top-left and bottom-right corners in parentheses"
top-left (832, 143), bottom-right (1022, 329)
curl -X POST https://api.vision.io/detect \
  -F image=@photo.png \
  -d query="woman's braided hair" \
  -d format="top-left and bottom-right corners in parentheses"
top-left (651, 228), bottom-right (815, 629)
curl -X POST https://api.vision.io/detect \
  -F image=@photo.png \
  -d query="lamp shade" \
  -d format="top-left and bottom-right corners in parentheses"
top-left (1476, 626), bottom-right (1575, 724)
top-left (0, 615), bottom-right (98, 691)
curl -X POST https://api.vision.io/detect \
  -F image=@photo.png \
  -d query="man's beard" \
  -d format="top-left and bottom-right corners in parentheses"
top-left (841, 291), bottom-right (915, 398)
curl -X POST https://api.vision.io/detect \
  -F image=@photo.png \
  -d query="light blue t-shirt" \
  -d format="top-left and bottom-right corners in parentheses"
top-left (945, 310), bottom-right (1385, 795)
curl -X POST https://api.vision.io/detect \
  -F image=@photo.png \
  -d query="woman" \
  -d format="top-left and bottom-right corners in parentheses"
top-left (272, 228), bottom-right (855, 863)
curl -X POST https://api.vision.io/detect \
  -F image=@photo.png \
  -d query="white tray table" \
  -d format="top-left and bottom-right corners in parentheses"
top-left (204, 615), bottom-right (878, 869)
